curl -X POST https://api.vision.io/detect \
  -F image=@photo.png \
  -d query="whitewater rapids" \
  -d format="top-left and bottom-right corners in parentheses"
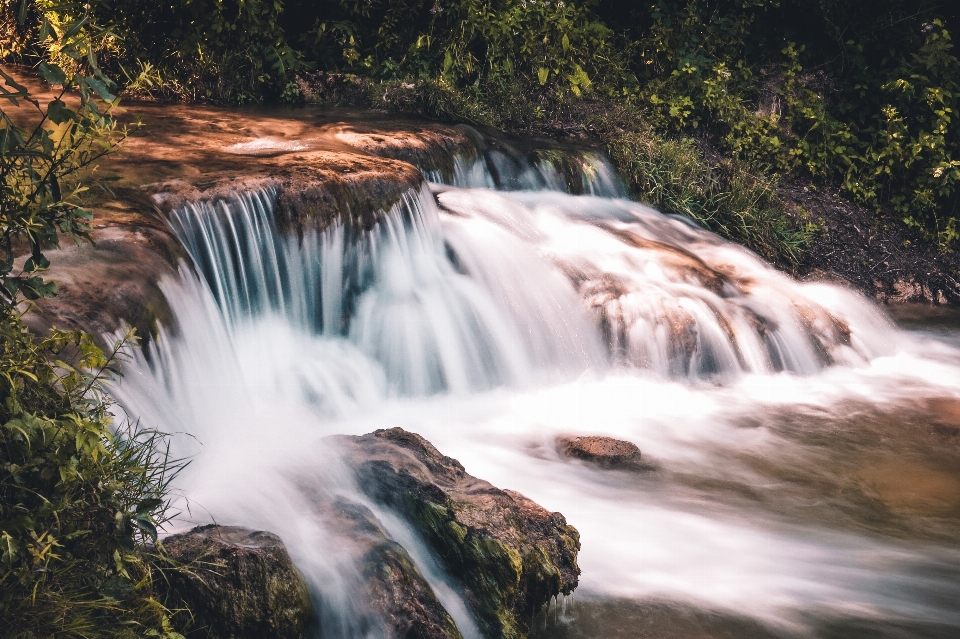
top-left (112, 162), bottom-right (960, 638)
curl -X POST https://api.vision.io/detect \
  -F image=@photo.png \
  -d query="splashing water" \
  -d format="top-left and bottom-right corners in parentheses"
top-left (418, 126), bottom-right (629, 198)
top-left (113, 165), bottom-right (960, 638)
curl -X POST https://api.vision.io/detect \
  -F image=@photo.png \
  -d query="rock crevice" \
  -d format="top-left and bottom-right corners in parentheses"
top-left (330, 428), bottom-right (581, 639)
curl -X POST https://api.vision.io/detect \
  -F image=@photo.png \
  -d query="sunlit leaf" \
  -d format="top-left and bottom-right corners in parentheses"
top-left (37, 63), bottom-right (67, 87)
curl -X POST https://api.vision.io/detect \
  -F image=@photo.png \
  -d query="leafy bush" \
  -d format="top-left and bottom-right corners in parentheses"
top-left (0, 70), bottom-right (122, 302)
top-left (2, 0), bottom-right (299, 104)
top-left (296, 0), bottom-right (619, 99)
top-left (0, 319), bottom-right (180, 639)
top-left (607, 0), bottom-right (960, 246)
top-left (608, 129), bottom-right (813, 265)
top-left (1, 5), bottom-right (181, 636)
top-left (7, 0), bottom-right (960, 258)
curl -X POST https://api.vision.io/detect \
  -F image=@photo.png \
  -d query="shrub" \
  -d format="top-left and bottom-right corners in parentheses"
top-left (609, 0), bottom-right (960, 247)
top-left (0, 318), bottom-right (180, 639)
top-left (608, 129), bottom-right (814, 265)
top-left (10, 1), bottom-right (956, 255)
top-left (1, 5), bottom-right (181, 636)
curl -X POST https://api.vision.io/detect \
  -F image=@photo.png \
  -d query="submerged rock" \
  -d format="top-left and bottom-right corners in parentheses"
top-left (330, 428), bottom-right (580, 639)
top-left (162, 525), bottom-right (314, 639)
top-left (556, 435), bottom-right (643, 468)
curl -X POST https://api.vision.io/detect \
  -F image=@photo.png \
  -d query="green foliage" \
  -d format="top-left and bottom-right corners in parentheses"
top-left (370, 77), bottom-right (494, 125)
top-left (1, 4), bottom-right (183, 636)
top-left (608, 128), bottom-right (813, 264)
top-left (7, 0), bottom-right (959, 258)
top-left (0, 317), bottom-right (182, 639)
top-left (4, 0), bottom-right (300, 104)
top-left (300, 0), bottom-right (619, 99)
top-left (0, 5), bottom-right (128, 304)
top-left (103, 0), bottom-right (300, 103)
top-left (0, 83), bottom-right (102, 299)
top-left (613, 0), bottom-right (960, 247)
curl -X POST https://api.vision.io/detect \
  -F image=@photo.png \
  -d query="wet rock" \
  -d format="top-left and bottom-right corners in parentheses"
top-left (556, 435), bottom-right (643, 468)
top-left (162, 525), bottom-right (314, 639)
top-left (146, 150), bottom-right (424, 237)
top-left (315, 497), bottom-right (464, 639)
top-left (330, 428), bottom-right (580, 639)
top-left (328, 122), bottom-right (476, 182)
top-left (24, 225), bottom-right (180, 342)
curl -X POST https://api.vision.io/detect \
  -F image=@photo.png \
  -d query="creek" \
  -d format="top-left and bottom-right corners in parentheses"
top-left (111, 139), bottom-right (960, 639)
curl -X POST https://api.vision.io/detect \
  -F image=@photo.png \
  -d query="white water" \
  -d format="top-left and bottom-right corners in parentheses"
top-left (418, 126), bottom-right (629, 198)
top-left (113, 174), bottom-right (960, 637)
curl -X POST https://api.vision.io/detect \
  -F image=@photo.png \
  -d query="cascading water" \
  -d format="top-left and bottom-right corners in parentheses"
top-left (417, 125), bottom-right (629, 198)
top-left (112, 147), bottom-right (960, 638)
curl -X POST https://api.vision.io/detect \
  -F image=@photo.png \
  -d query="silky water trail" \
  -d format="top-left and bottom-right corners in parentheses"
top-left (111, 153), bottom-right (960, 638)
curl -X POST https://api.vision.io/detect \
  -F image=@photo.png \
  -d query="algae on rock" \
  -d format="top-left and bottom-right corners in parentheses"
top-left (161, 525), bottom-right (314, 639)
top-left (331, 428), bottom-right (581, 639)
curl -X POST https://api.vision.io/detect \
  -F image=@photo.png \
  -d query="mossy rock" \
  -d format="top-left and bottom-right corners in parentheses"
top-left (161, 525), bottom-right (314, 639)
top-left (330, 428), bottom-right (581, 639)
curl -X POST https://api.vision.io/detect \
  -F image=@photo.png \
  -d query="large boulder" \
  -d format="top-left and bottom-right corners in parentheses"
top-left (161, 525), bottom-right (314, 639)
top-left (330, 428), bottom-right (580, 639)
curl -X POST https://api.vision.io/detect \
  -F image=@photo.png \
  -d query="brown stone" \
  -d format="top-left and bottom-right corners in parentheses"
top-left (556, 435), bottom-right (642, 468)
top-left (311, 497), bottom-right (464, 639)
top-left (329, 428), bottom-right (580, 639)
top-left (161, 525), bottom-right (314, 639)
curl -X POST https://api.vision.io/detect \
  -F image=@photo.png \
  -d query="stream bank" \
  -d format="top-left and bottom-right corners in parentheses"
top-left (10, 79), bottom-right (960, 639)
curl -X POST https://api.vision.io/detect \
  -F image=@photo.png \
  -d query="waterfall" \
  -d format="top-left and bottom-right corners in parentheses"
top-left (418, 125), bottom-right (628, 198)
top-left (112, 146), bottom-right (960, 639)
top-left (165, 181), bottom-right (892, 389)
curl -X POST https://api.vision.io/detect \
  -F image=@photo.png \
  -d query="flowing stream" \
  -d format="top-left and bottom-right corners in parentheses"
top-left (113, 148), bottom-right (960, 638)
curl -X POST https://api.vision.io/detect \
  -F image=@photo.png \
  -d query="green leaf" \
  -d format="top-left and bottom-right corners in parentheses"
top-left (20, 276), bottom-right (58, 300)
top-left (24, 254), bottom-right (50, 272)
top-left (46, 99), bottom-right (73, 125)
top-left (60, 45), bottom-right (82, 61)
top-left (37, 63), bottom-right (67, 87)
top-left (82, 76), bottom-right (116, 102)
top-left (2, 276), bottom-right (22, 298)
top-left (0, 68), bottom-right (29, 105)
top-left (62, 16), bottom-right (90, 43)
top-left (538, 67), bottom-right (549, 85)
top-left (131, 514), bottom-right (158, 542)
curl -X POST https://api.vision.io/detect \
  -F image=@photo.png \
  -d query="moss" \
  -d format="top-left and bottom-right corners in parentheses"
top-left (162, 527), bottom-right (314, 639)
top-left (520, 546), bottom-right (562, 613)
top-left (403, 491), bottom-right (561, 639)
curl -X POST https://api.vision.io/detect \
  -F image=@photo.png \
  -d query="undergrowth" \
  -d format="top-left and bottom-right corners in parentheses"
top-left (0, 317), bottom-right (183, 639)
top-left (6, 1), bottom-right (957, 263)
top-left (1, 4), bottom-right (184, 636)
top-left (4, 1), bottom-right (959, 260)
